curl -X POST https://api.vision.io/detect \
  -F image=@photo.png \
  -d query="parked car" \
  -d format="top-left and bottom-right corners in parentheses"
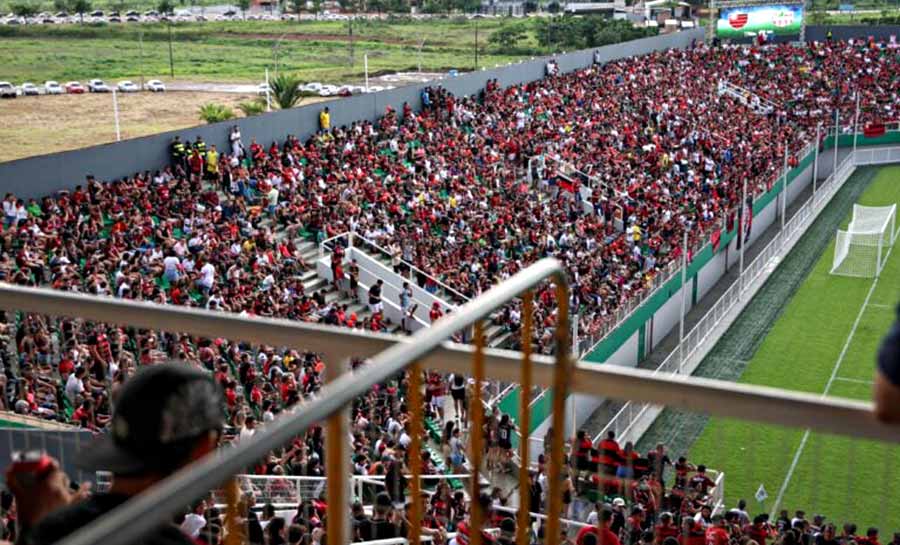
top-left (126, 15), bottom-right (140, 22)
top-left (301, 82), bottom-right (323, 93)
top-left (88, 79), bottom-right (111, 93)
top-left (257, 83), bottom-right (272, 96)
top-left (117, 80), bottom-right (139, 92)
top-left (364, 85), bottom-right (385, 93)
top-left (44, 81), bottom-right (63, 94)
top-left (20, 82), bottom-right (39, 96)
top-left (336, 85), bottom-right (354, 97)
top-left (108, 16), bottom-right (121, 22)
top-left (64, 81), bottom-right (85, 94)
top-left (145, 80), bottom-right (166, 92)
top-left (318, 84), bottom-right (339, 96)
top-left (44, 79), bottom-right (63, 92)
top-left (0, 82), bottom-right (16, 98)
top-left (125, 10), bottom-right (139, 16)
top-left (90, 10), bottom-right (104, 17)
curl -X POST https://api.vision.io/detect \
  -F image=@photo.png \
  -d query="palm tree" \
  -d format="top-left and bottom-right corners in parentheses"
top-left (269, 74), bottom-right (304, 110)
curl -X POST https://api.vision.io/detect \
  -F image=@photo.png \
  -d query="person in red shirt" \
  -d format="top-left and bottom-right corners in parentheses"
top-left (681, 517), bottom-right (706, 545)
top-left (576, 508), bottom-right (621, 545)
top-left (654, 513), bottom-right (679, 545)
top-left (705, 516), bottom-right (730, 545)
top-left (689, 465), bottom-right (715, 496)
top-left (429, 302), bottom-right (444, 323)
top-left (743, 515), bottom-right (772, 545)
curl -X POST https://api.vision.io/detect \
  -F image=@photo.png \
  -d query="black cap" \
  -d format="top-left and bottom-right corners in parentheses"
top-left (78, 363), bottom-right (223, 475)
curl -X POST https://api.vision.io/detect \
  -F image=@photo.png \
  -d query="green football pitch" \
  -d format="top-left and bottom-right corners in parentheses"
top-left (688, 165), bottom-right (900, 531)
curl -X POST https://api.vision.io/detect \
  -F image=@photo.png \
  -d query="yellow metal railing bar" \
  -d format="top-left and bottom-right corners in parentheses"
top-left (517, 291), bottom-right (534, 545)
top-left (546, 283), bottom-right (572, 544)
top-left (409, 362), bottom-right (424, 545)
top-left (470, 321), bottom-right (487, 545)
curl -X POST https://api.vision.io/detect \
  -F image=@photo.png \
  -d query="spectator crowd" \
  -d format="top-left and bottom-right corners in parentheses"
top-left (0, 37), bottom-right (898, 545)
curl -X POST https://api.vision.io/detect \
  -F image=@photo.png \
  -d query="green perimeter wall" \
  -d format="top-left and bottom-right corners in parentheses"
top-left (494, 131), bottom-right (900, 437)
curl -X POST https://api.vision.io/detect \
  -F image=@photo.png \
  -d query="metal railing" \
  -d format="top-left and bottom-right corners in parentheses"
top-left (42, 258), bottom-right (574, 545)
top-left (319, 231), bottom-right (471, 306)
top-left (0, 261), bottom-right (897, 545)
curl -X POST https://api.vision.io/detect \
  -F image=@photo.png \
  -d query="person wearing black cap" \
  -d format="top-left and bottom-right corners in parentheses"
top-left (7, 363), bottom-right (224, 545)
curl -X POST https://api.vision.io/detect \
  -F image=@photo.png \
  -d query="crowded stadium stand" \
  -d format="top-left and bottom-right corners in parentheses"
top-left (0, 34), bottom-right (899, 545)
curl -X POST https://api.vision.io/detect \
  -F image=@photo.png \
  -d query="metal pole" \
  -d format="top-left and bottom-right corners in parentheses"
top-left (833, 108), bottom-right (840, 175)
top-left (139, 31), bottom-right (144, 91)
top-left (167, 23), bottom-right (174, 78)
top-left (739, 177), bottom-right (747, 298)
top-left (112, 89), bottom-right (121, 142)
top-left (781, 139), bottom-right (788, 232)
top-left (813, 123), bottom-right (820, 197)
top-left (678, 229), bottom-right (688, 374)
top-left (474, 19), bottom-right (479, 70)
top-left (852, 92), bottom-right (861, 158)
top-left (265, 68), bottom-right (271, 112)
top-left (364, 53), bottom-right (369, 92)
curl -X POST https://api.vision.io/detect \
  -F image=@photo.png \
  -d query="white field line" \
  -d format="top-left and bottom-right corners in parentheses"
top-left (770, 236), bottom-right (897, 516)
top-left (833, 376), bottom-right (875, 385)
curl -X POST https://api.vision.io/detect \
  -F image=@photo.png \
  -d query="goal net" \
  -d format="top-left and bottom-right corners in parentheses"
top-left (831, 204), bottom-right (897, 278)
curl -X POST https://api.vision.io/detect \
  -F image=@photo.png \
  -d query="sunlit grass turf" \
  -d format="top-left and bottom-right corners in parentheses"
top-left (690, 165), bottom-right (900, 531)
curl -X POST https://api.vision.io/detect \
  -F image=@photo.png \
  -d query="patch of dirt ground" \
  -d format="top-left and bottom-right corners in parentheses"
top-left (0, 92), bottom-right (326, 162)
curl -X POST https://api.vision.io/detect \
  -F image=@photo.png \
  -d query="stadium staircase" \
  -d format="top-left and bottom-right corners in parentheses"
top-left (717, 79), bottom-right (779, 116)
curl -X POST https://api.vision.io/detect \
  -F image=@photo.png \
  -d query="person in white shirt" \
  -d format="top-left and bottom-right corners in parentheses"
top-left (65, 368), bottom-right (86, 404)
top-left (239, 416), bottom-right (257, 442)
top-left (180, 500), bottom-right (208, 538)
top-left (162, 252), bottom-right (181, 282)
top-left (197, 260), bottom-right (216, 294)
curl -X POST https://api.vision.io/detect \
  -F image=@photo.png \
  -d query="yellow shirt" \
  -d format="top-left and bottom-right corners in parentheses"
top-left (205, 150), bottom-right (219, 172)
top-left (319, 110), bottom-right (330, 130)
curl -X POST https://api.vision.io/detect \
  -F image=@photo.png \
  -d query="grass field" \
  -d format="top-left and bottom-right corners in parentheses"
top-left (687, 165), bottom-right (900, 531)
top-left (0, 18), bottom-right (535, 85)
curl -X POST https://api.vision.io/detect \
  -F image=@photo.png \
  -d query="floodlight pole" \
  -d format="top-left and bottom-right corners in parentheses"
top-left (678, 228), bottom-right (688, 375)
top-left (812, 122), bottom-right (820, 197)
top-left (167, 22), bottom-right (174, 78)
top-left (852, 92), bottom-right (861, 157)
top-left (265, 68), bottom-right (271, 112)
top-left (112, 89), bottom-right (121, 142)
top-left (833, 108), bottom-right (840, 175)
top-left (139, 31), bottom-right (145, 91)
top-left (364, 53), bottom-right (369, 93)
top-left (781, 139), bottom-right (788, 232)
top-left (739, 177), bottom-right (747, 299)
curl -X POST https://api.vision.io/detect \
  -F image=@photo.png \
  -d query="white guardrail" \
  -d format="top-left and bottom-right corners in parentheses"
top-left (593, 145), bottom-right (900, 446)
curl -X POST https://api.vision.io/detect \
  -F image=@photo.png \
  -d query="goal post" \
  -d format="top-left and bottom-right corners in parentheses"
top-left (830, 204), bottom-right (896, 278)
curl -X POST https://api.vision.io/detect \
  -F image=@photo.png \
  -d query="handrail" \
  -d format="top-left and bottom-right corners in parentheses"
top-left (51, 258), bottom-right (570, 545)
top-left (319, 231), bottom-right (471, 305)
top-left (1, 282), bottom-right (897, 444)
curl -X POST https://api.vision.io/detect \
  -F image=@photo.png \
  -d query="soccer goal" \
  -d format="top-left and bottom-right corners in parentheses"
top-left (831, 204), bottom-right (898, 278)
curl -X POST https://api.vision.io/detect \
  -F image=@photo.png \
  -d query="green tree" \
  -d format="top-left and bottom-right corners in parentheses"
top-left (53, 0), bottom-right (69, 12)
top-left (312, 0), bottom-right (322, 17)
top-left (288, 0), bottom-right (304, 17)
top-left (198, 103), bottom-right (236, 124)
top-left (488, 22), bottom-right (528, 51)
top-left (269, 74), bottom-right (304, 109)
top-left (238, 98), bottom-right (267, 117)
top-left (11, 2), bottom-right (41, 17)
top-left (237, 0), bottom-right (251, 17)
top-left (69, 0), bottom-right (93, 23)
top-left (158, 0), bottom-right (175, 13)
